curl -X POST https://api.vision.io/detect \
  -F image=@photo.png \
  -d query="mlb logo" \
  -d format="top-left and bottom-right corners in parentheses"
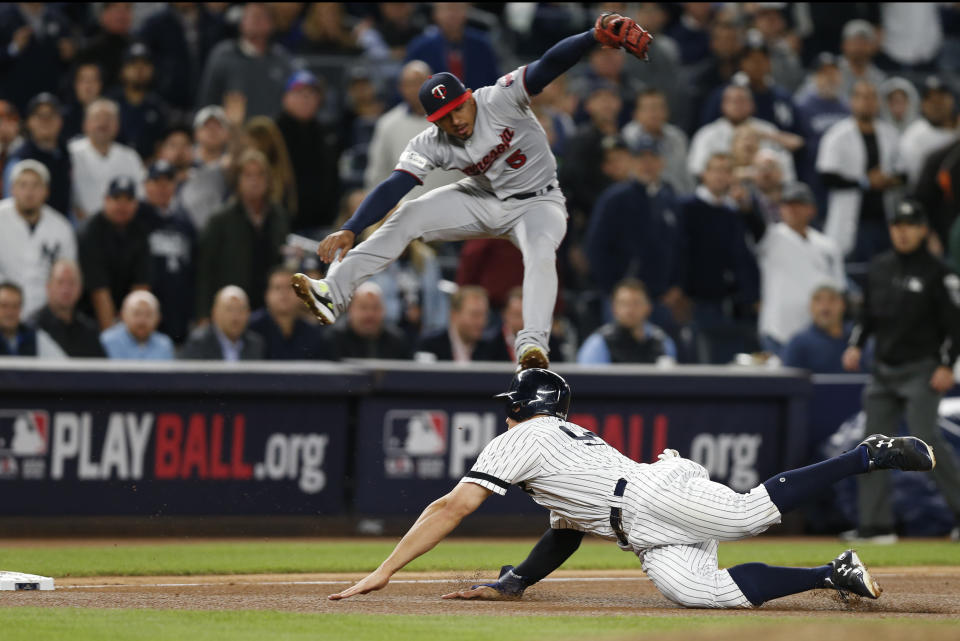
top-left (0, 410), bottom-right (50, 457)
top-left (383, 410), bottom-right (449, 457)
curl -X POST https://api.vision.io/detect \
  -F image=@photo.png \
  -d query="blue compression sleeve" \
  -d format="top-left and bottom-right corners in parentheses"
top-left (727, 563), bottom-right (832, 606)
top-left (513, 528), bottom-right (585, 584)
top-left (340, 170), bottom-right (420, 235)
top-left (525, 30), bottom-right (597, 96)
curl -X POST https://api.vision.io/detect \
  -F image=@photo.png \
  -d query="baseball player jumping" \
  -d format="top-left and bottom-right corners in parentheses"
top-left (293, 14), bottom-right (652, 370)
top-left (329, 369), bottom-right (937, 608)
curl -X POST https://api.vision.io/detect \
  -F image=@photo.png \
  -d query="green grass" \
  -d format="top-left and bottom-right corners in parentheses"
top-left (0, 609), bottom-right (957, 641)
top-left (0, 538), bottom-right (956, 578)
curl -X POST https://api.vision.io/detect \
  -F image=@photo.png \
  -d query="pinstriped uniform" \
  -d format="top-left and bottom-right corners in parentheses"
top-left (460, 416), bottom-right (783, 608)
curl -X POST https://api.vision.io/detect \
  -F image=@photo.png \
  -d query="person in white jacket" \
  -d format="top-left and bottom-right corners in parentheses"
top-left (816, 81), bottom-right (902, 261)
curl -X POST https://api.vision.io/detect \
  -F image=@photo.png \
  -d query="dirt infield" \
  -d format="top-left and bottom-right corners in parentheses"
top-left (2, 568), bottom-right (958, 618)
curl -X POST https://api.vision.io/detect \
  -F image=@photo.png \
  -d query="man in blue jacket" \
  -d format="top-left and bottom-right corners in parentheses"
top-left (405, 3), bottom-right (500, 91)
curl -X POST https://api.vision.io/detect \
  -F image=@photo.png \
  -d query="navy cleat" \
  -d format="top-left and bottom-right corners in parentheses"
top-left (291, 273), bottom-right (337, 325)
top-left (824, 549), bottom-right (882, 601)
top-left (859, 434), bottom-right (936, 472)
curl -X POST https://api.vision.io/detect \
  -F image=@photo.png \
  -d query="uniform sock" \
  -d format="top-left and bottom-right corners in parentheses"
top-left (762, 447), bottom-right (869, 514)
top-left (727, 563), bottom-right (833, 606)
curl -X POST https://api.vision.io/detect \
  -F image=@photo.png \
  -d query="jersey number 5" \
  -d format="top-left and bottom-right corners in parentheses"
top-left (559, 423), bottom-right (601, 444)
top-left (506, 149), bottom-right (527, 169)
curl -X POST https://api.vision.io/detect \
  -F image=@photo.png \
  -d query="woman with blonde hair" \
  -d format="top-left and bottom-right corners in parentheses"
top-left (243, 116), bottom-right (298, 217)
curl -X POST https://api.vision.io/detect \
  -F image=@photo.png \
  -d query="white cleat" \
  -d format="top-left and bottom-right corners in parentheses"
top-left (291, 273), bottom-right (337, 325)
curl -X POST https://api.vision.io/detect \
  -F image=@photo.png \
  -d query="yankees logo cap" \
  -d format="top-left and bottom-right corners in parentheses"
top-left (419, 72), bottom-right (472, 122)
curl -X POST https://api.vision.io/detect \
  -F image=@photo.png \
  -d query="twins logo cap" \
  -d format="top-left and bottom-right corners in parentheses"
top-left (419, 72), bottom-right (472, 122)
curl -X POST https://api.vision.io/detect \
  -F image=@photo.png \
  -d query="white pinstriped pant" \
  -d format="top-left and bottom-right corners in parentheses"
top-left (624, 457), bottom-right (782, 608)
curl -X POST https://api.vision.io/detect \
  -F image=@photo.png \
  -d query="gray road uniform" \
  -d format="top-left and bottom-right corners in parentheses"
top-left (325, 67), bottom-right (568, 356)
top-left (461, 416), bottom-right (783, 608)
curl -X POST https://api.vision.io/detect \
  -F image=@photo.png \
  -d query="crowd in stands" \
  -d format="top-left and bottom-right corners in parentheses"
top-left (2, 2), bottom-right (960, 373)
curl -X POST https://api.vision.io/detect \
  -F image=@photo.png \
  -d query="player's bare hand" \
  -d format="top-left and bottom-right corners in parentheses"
top-left (328, 568), bottom-right (390, 600)
top-left (441, 585), bottom-right (513, 600)
top-left (930, 365), bottom-right (956, 394)
top-left (842, 346), bottom-right (861, 372)
top-left (318, 230), bottom-right (356, 264)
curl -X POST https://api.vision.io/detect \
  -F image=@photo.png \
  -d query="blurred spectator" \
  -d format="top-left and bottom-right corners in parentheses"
top-left (0, 281), bottom-right (63, 357)
top-left (577, 278), bottom-right (675, 365)
top-left (78, 176), bottom-right (151, 330)
top-left (61, 63), bottom-right (103, 142)
top-left (177, 106), bottom-right (231, 231)
top-left (897, 77), bottom-right (957, 189)
top-left (795, 53), bottom-right (850, 207)
top-left (76, 2), bottom-right (134, 88)
top-left (623, 3), bottom-right (687, 129)
top-left (878, 3), bottom-right (942, 72)
top-left (679, 153), bottom-right (760, 364)
top-left (456, 238), bottom-right (524, 311)
top-left (748, 4), bottom-right (804, 92)
top-left (357, 3), bottom-right (426, 61)
top-left (369, 237), bottom-right (448, 342)
top-left (276, 70), bottom-right (341, 231)
top-left (0, 160), bottom-right (76, 319)
top-left (878, 77), bottom-right (919, 134)
top-left (481, 287), bottom-right (563, 363)
top-left (137, 2), bottom-right (228, 112)
top-left (915, 138), bottom-right (960, 252)
top-left (179, 284), bottom-right (266, 360)
top-left (141, 160), bottom-right (196, 344)
top-left (156, 124), bottom-right (194, 183)
top-left (196, 2), bottom-right (294, 118)
top-left (3, 93), bottom-right (71, 216)
top-left (687, 21), bottom-right (743, 131)
top-left (109, 42), bottom-right (169, 159)
top-left (734, 147), bottom-right (785, 227)
top-left (0, 3), bottom-right (75, 113)
top-left (365, 61), bottom-right (459, 201)
top-left (415, 285), bottom-right (488, 362)
top-left (31, 258), bottom-right (106, 358)
top-left (586, 136), bottom-right (682, 309)
top-left (559, 83), bottom-right (623, 221)
top-left (622, 88), bottom-right (692, 194)
top-left (299, 2), bottom-right (361, 55)
top-left (405, 2), bottom-right (500, 90)
top-left (339, 70), bottom-right (386, 190)
top-left (688, 84), bottom-right (800, 180)
top-left (570, 47), bottom-right (646, 127)
top-left (329, 281), bottom-right (411, 360)
top-left (781, 284), bottom-right (851, 374)
top-left (244, 116), bottom-right (297, 220)
top-left (100, 290), bottom-right (174, 360)
top-left (248, 267), bottom-right (332, 360)
top-left (755, 183), bottom-right (845, 355)
top-left (69, 98), bottom-right (145, 221)
top-left (667, 2), bottom-right (713, 66)
top-left (817, 81), bottom-right (902, 261)
top-left (835, 20), bottom-right (885, 104)
top-left (803, 5), bottom-right (880, 61)
top-left (268, 3), bottom-right (306, 52)
top-left (530, 74), bottom-right (577, 158)
top-left (0, 101), bottom-right (23, 175)
top-left (842, 199), bottom-right (960, 542)
top-left (196, 149), bottom-right (289, 318)
top-left (700, 33), bottom-right (800, 134)
top-left (951, 216), bottom-right (960, 276)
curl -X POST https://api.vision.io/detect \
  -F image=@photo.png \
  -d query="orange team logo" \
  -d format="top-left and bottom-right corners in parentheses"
top-left (431, 84), bottom-right (447, 100)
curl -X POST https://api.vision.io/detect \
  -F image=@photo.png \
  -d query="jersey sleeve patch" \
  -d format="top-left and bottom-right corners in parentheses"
top-left (498, 72), bottom-right (515, 87)
top-left (399, 150), bottom-right (431, 171)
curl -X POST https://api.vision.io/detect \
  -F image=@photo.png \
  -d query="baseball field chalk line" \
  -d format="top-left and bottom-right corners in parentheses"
top-left (63, 577), bottom-right (651, 590)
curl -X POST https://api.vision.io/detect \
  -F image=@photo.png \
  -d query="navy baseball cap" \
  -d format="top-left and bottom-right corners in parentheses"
top-left (285, 69), bottom-right (321, 93)
top-left (781, 182), bottom-right (815, 205)
top-left (889, 199), bottom-right (928, 225)
top-left (628, 134), bottom-right (662, 155)
top-left (123, 42), bottom-right (152, 64)
top-left (107, 175), bottom-right (137, 198)
top-left (146, 160), bottom-right (176, 181)
top-left (419, 72), bottom-right (472, 122)
top-left (26, 92), bottom-right (61, 116)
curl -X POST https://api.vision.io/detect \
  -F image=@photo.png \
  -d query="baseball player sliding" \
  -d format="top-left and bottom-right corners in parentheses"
top-left (293, 14), bottom-right (653, 370)
top-left (329, 369), bottom-right (937, 608)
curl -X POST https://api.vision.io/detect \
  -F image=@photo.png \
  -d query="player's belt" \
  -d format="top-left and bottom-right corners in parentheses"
top-left (609, 477), bottom-right (629, 548)
top-left (506, 184), bottom-right (556, 200)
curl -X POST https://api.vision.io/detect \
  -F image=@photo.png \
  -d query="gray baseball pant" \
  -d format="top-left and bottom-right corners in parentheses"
top-left (325, 180), bottom-right (568, 356)
top-left (859, 358), bottom-right (960, 530)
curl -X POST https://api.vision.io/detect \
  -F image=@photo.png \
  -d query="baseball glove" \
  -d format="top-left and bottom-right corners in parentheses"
top-left (594, 12), bottom-right (653, 60)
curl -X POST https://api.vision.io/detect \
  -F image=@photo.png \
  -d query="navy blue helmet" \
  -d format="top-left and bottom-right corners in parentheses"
top-left (495, 368), bottom-right (571, 422)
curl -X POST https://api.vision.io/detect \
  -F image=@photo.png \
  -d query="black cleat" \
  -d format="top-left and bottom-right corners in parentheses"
top-left (824, 549), bottom-right (882, 601)
top-left (859, 434), bottom-right (936, 472)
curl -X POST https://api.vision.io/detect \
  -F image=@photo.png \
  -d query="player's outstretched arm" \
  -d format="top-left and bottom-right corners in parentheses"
top-left (442, 528), bottom-right (585, 600)
top-left (328, 482), bottom-right (492, 600)
top-left (524, 15), bottom-right (651, 96)
top-left (317, 170), bottom-right (419, 263)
